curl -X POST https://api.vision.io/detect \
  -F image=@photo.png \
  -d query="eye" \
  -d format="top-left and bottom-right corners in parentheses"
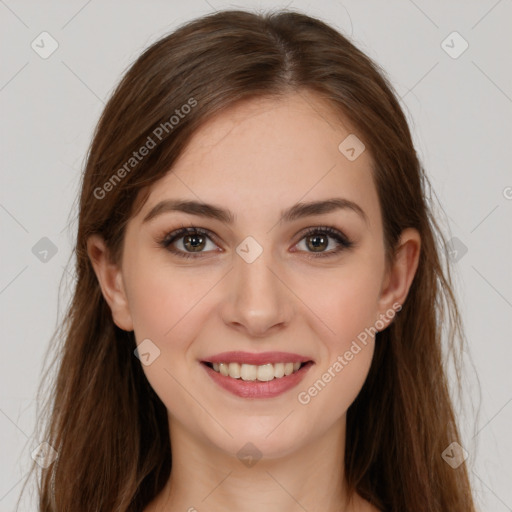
top-left (158, 225), bottom-right (354, 260)
top-left (158, 226), bottom-right (220, 259)
top-left (293, 226), bottom-right (354, 259)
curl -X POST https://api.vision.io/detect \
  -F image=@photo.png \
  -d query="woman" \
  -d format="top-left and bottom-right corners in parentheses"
top-left (28, 8), bottom-right (477, 512)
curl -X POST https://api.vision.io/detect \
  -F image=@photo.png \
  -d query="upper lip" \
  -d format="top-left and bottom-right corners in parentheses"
top-left (202, 351), bottom-right (314, 365)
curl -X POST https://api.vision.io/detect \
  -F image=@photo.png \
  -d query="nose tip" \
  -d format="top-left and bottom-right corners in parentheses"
top-left (229, 312), bottom-right (287, 338)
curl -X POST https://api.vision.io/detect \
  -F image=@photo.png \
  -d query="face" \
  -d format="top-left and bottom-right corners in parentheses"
top-left (89, 91), bottom-right (417, 461)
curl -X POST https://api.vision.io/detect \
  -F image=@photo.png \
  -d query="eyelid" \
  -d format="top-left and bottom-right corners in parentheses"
top-left (158, 224), bottom-right (354, 259)
top-left (159, 226), bottom-right (222, 255)
top-left (294, 225), bottom-right (352, 246)
top-left (291, 226), bottom-right (354, 259)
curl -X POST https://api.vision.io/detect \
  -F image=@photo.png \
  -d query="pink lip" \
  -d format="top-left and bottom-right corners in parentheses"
top-left (202, 351), bottom-right (313, 365)
top-left (201, 361), bottom-right (314, 399)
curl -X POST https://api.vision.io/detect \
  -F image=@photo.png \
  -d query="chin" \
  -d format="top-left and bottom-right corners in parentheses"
top-left (207, 417), bottom-right (312, 461)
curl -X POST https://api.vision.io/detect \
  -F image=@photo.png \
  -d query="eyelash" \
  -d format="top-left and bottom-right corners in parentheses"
top-left (157, 225), bottom-right (354, 260)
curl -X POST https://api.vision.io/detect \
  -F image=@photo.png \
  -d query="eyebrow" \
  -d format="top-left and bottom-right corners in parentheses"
top-left (142, 197), bottom-right (368, 226)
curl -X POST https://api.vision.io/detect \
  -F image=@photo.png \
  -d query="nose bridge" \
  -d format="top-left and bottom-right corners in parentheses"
top-left (222, 237), bottom-right (292, 335)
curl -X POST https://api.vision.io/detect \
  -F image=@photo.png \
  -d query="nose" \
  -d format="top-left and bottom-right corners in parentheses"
top-left (220, 248), bottom-right (294, 337)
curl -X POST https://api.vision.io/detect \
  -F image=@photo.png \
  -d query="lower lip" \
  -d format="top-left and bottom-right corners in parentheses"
top-left (201, 361), bottom-right (314, 399)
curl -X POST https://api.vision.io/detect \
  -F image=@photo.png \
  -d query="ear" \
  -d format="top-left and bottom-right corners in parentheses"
top-left (86, 234), bottom-right (134, 332)
top-left (376, 228), bottom-right (421, 329)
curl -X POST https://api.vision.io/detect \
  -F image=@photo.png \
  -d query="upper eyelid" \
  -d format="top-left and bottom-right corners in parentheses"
top-left (164, 226), bottom-right (220, 245)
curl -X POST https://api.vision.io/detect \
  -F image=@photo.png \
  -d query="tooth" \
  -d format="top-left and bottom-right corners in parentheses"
top-left (212, 361), bottom-right (304, 379)
top-left (228, 362), bottom-right (241, 378)
top-left (284, 362), bottom-right (294, 376)
top-left (257, 364), bottom-right (275, 381)
top-left (240, 363), bottom-right (257, 381)
top-left (273, 362), bottom-right (285, 378)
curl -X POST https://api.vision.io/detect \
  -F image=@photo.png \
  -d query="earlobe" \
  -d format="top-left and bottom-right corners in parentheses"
top-left (377, 228), bottom-right (421, 328)
top-left (86, 234), bottom-right (134, 332)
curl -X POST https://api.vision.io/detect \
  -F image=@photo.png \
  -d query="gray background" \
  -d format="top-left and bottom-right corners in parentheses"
top-left (1, 0), bottom-right (511, 510)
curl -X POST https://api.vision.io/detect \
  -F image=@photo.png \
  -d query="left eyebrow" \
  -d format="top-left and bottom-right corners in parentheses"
top-left (142, 197), bottom-right (369, 226)
top-left (281, 198), bottom-right (368, 225)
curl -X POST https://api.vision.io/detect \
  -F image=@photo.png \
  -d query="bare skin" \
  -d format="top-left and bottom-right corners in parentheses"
top-left (88, 90), bottom-right (420, 512)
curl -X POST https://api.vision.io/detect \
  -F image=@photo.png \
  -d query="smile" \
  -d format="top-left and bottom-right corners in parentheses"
top-left (200, 351), bottom-right (315, 398)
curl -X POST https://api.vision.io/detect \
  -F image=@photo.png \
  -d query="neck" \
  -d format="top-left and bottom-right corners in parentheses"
top-left (149, 415), bottom-right (361, 512)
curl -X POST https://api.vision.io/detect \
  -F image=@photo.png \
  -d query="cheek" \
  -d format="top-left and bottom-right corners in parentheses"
top-left (125, 265), bottom-right (217, 414)
top-left (127, 262), bottom-right (219, 343)
top-left (296, 340), bottom-right (374, 434)
top-left (299, 260), bottom-right (384, 345)
top-left (292, 258), bottom-right (382, 407)
top-left (294, 267), bottom-right (381, 415)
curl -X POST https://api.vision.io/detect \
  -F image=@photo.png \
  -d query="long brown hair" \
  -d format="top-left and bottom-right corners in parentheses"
top-left (23, 8), bottom-right (477, 511)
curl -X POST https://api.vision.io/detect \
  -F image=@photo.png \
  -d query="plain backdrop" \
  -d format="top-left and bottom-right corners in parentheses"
top-left (1, 0), bottom-right (511, 510)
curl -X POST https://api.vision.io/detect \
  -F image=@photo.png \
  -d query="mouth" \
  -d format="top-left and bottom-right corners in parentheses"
top-left (200, 357), bottom-right (314, 399)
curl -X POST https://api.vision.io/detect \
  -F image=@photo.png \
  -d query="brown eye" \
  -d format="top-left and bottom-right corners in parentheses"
top-left (294, 226), bottom-right (354, 259)
top-left (159, 227), bottom-right (219, 259)
top-left (183, 233), bottom-right (207, 252)
top-left (305, 233), bottom-right (329, 252)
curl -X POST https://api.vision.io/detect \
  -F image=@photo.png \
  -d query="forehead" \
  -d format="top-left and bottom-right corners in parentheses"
top-left (137, 91), bottom-right (380, 229)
